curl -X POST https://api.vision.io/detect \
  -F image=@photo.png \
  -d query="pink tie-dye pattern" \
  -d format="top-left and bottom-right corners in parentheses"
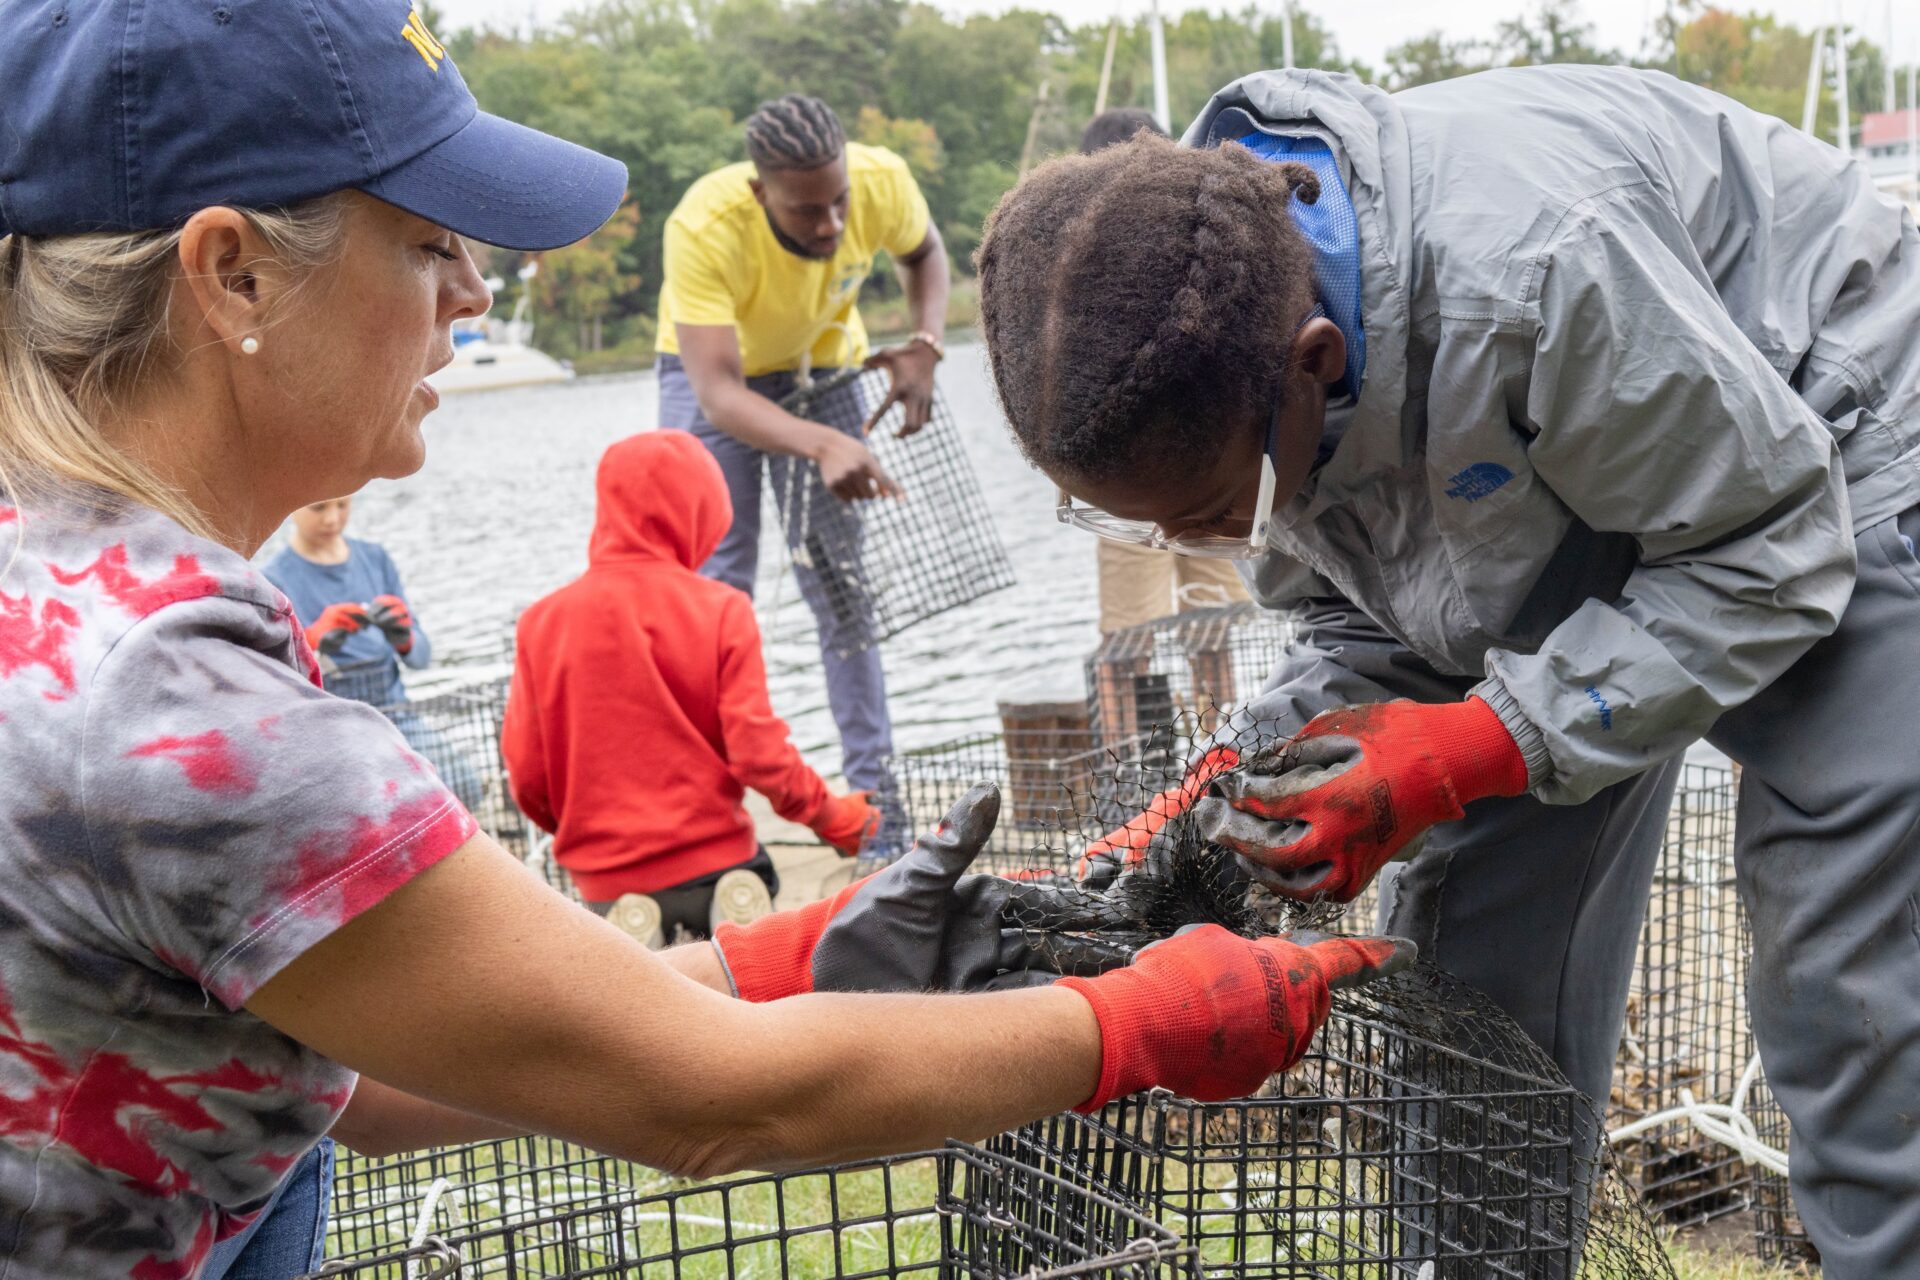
top-left (0, 593), bottom-right (80, 694)
top-left (127, 731), bottom-right (259, 796)
top-left (48, 545), bottom-right (221, 617)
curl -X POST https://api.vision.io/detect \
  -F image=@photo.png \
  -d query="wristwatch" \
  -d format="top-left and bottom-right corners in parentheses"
top-left (907, 329), bottom-right (946, 362)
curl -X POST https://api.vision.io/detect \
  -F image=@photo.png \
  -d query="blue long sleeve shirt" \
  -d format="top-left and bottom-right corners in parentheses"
top-left (263, 538), bottom-right (430, 706)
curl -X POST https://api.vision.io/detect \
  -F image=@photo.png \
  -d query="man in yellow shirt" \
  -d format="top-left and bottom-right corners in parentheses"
top-left (657, 93), bottom-right (949, 808)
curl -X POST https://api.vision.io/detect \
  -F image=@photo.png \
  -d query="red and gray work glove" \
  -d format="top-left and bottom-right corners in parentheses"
top-left (1057, 923), bottom-right (1415, 1109)
top-left (809, 791), bottom-right (882, 856)
top-left (1194, 697), bottom-right (1528, 903)
top-left (713, 784), bottom-right (1125, 1000)
top-left (366, 594), bottom-right (415, 656)
top-left (304, 602), bottom-right (371, 657)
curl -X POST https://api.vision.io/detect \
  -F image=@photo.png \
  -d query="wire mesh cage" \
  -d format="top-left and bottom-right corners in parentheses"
top-left (329, 1136), bottom-right (657, 1259)
top-left (307, 1142), bottom-right (1195, 1279)
top-left (877, 719), bottom-right (1679, 1276)
top-left (1747, 1069), bottom-right (1818, 1268)
top-left (994, 966), bottom-right (1679, 1279)
top-left (1604, 762), bottom-right (1757, 1226)
top-left (879, 728), bottom-right (1162, 873)
top-left (770, 368), bottom-right (1015, 656)
top-left (1084, 605), bottom-right (1294, 747)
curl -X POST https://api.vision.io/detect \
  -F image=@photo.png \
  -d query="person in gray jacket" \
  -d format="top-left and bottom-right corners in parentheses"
top-left (977, 64), bottom-right (1920, 1277)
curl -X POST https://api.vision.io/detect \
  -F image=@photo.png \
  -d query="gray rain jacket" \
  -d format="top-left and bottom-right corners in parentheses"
top-left (1189, 66), bottom-right (1920, 804)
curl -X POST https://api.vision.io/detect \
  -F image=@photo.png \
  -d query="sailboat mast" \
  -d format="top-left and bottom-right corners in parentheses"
top-left (1149, 0), bottom-right (1171, 133)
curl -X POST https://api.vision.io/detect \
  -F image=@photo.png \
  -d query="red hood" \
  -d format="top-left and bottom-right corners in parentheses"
top-left (588, 432), bottom-right (732, 568)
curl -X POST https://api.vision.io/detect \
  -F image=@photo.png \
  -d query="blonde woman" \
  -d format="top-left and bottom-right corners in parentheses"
top-left (0, 6), bottom-right (1412, 1277)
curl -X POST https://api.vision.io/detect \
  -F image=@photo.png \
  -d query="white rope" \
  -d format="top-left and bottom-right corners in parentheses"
top-left (1605, 1051), bottom-right (1789, 1177)
top-left (405, 1177), bottom-right (457, 1280)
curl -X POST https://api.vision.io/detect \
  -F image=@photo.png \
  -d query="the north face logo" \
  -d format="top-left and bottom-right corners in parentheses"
top-left (1445, 462), bottom-right (1514, 502)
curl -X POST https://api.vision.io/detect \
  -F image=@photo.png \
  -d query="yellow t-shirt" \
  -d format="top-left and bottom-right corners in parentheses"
top-left (655, 143), bottom-right (931, 376)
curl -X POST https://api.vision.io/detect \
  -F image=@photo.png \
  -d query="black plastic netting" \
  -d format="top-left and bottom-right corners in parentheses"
top-left (307, 1141), bottom-right (1194, 1279)
top-left (887, 719), bottom-right (1680, 1278)
top-left (768, 368), bottom-right (1015, 656)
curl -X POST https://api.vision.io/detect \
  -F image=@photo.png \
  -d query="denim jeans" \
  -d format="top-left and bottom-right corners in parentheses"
top-left (201, 1137), bottom-right (332, 1280)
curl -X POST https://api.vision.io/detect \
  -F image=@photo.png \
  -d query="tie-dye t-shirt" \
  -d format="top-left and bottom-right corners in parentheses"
top-left (0, 497), bottom-right (477, 1279)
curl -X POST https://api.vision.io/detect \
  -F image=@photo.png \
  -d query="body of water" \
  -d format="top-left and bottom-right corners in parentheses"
top-left (344, 343), bottom-right (1105, 777)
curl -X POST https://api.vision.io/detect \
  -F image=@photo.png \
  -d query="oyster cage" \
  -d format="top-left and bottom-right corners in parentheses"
top-left (770, 367), bottom-right (1015, 657)
top-left (882, 717), bottom-right (1801, 1243)
top-left (995, 966), bottom-right (1679, 1280)
top-left (1084, 604), bottom-right (1294, 747)
top-left (1607, 763), bottom-right (1758, 1226)
top-left (306, 1142), bottom-right (1194, 1279)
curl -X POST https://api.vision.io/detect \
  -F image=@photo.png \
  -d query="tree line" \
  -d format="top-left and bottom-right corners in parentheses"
top-left (426, 0), bottom-right (1910, 359)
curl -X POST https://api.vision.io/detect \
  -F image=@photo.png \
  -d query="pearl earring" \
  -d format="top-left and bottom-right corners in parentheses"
top-left (240, 337), bottom-right (260, 355)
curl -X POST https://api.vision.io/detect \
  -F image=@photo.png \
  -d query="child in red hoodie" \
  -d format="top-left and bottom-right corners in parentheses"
top-left (503, 431), bottom-right (877, 945)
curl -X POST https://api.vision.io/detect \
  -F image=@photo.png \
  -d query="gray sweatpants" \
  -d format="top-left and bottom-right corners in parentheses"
top-left (1254, 506), bottom-right (1920, 1278)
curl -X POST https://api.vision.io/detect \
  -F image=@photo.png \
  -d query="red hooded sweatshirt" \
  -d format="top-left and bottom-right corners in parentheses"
top-left (503, 431), bottom-right (830, 900)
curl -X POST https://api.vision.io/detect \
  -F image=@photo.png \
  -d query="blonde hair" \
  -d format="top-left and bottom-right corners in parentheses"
top-left (0, 196), bottom-right (350, 544)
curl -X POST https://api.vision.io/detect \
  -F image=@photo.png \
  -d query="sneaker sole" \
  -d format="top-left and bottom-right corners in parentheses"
top-left (710, 869), bottom-right (774, 932)
top-left (608, 893), bottom-right (665, 950)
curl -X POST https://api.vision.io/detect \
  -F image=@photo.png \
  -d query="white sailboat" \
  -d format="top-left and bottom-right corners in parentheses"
top-left (430, 262), bottom-right (574, 394)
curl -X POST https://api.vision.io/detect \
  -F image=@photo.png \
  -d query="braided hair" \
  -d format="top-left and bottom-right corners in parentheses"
top-left (744, 94), bottom-right (846, 172)
top-left (976, 134), bottom-right (1320, 486)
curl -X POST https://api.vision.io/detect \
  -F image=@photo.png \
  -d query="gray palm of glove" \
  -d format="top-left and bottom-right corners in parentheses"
top-left (1191, 748), bottom-right (1425, 896)
top-left (809, 783), bottom-right (1132, 993)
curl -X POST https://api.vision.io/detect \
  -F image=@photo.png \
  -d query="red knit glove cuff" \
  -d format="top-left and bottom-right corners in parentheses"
top-left (712, 878), bottom-right (863, 1002)
top-left (1430, 697), bottom-right (1529, 801)
top-left (1056, 969), bottom-right (1188, 1113)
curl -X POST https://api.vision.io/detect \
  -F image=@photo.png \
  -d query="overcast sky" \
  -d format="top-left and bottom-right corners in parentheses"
top-left (432, 0), bottom-right (1917, 76)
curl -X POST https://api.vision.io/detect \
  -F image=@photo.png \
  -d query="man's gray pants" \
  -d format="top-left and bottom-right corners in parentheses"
top-left (657, 356), bottom-right (895, 796)
top-left (1253, 506), bottom-right (1920, 1277)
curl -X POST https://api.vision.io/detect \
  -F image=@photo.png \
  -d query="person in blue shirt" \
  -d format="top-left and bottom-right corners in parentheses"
top-left (265, 496), bottom-right (483, 810)
top-left (267, 496), bottom-right (429, 702)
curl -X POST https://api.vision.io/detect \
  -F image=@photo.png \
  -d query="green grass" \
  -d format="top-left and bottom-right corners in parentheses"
top-left (1665, 1230), bottom-right (1815, 1280)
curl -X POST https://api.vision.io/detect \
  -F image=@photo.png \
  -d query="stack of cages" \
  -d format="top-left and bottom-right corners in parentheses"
top-left (996, 968), bottom-right (1678, 1279)
top-left (880, 604), bottom-right (1294, 874)
top-left (1084, 605), bottom-right (1295, 749)
top-left (890, 708), bottom-right (1677, 1277)
top-left (770, 368), bottom-right (1015, 658)
top-left (1604, 761), bottom-right (1758, 1225)
top-left (309, 1142), bottom-right (1195, 1279)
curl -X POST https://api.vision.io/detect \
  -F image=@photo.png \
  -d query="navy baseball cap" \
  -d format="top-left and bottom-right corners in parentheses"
top-left (0, 0), bottom-right (627, 251)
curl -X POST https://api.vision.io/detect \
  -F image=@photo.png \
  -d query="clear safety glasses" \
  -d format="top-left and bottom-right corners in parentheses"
top-left (1055, 405), bottom-right (1278, 560)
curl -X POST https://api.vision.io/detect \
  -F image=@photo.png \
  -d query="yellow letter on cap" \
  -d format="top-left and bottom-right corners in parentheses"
top-left (400, 8), bottom-right (446, 71)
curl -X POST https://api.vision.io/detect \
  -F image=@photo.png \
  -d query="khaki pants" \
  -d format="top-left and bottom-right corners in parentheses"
top-left (1096, 539), bottom-right (1249, 633)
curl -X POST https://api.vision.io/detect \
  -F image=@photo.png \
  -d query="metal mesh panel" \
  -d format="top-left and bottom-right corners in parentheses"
top-left (329, 1136), bottom-right (657, 1259)
top-left (880, 729), bottom-right (1167, 874)
top-left (994, 967), bottom-right (1677, 1279)
top-left (307, 1143), bottom-right (1194, 1279)
top-left (771, 368), bottom-right (1015, 656)
top-left (1605, 763), bottom-right (1756, 1225)
top-left (1748, 1070), bottom-right (1817, 1267)
top-left (1084, 606), bottom-right (1295, 747)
